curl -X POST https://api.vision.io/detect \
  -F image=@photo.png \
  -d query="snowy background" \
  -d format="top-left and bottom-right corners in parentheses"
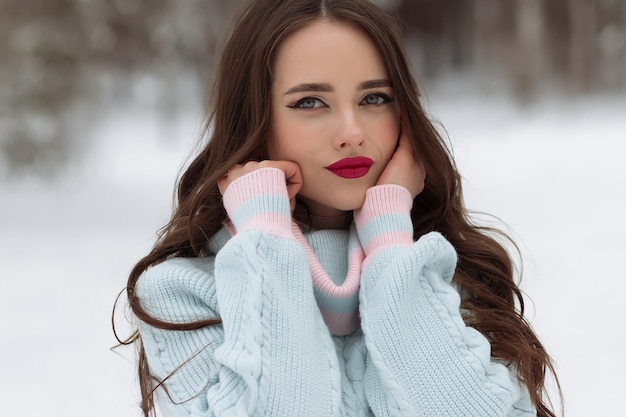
top-left (1, 72), bottom-right (624, 416)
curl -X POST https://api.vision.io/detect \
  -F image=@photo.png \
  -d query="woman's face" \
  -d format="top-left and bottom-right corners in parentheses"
top-left (269, 20), bottom-right (400, 217)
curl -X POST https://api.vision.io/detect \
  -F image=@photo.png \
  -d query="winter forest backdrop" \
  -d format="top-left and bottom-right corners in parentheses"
top-left (0, 1), bottom-right (625, 416)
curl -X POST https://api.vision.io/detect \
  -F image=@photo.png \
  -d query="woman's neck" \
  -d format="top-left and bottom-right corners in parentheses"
top-left (309, 212), bottom-right (352, 230)
top-left (297, 196), bottom-right (352, 230)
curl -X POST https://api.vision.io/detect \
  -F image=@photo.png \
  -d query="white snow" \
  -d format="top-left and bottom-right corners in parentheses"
top-left (1, 76), bottom-right (623, 416)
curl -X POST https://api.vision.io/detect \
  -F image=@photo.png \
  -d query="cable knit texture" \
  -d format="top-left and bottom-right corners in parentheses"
top-left (135, 168), bottom-right (536, 417)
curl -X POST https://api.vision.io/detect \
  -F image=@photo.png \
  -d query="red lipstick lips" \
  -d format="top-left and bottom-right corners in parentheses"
top-left (326, 156), bottom-right (374, 179)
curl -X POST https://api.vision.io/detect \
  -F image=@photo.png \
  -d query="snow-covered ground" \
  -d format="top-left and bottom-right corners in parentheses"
top-left (1, 77), bottom-right (624, 416)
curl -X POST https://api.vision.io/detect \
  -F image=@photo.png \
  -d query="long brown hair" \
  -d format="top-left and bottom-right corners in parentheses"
top-left (119, 1), bottom-right (561, 416)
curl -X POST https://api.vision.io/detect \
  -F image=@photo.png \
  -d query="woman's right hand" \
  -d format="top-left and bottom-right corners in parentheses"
top-left (218, 160), bottom-right (303, 212)
top-left (376, 128), bottom-right (426, 199)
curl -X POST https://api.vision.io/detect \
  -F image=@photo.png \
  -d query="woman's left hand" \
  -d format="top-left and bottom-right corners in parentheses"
top-left (376, 129), bottom-right (426, 199)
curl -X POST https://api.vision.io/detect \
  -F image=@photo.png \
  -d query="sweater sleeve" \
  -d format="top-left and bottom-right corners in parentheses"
top-left (353, 185), bottom-right (536, 417)
top-left (136, 167), bottom-right (343, 417)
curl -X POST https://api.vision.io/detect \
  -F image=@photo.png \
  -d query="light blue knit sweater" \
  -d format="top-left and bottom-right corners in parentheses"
top-left (136, 168), bottom-right (535, 416)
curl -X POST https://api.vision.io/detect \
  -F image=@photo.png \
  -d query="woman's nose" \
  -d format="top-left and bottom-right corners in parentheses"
top-left (333, 112), bottom-right (365, 149)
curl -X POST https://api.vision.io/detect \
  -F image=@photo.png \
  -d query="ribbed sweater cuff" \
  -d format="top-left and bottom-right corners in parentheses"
top-left (354, 184), bottom-right (414, 258)
top-left (222, 167), bottom-right (294, 239)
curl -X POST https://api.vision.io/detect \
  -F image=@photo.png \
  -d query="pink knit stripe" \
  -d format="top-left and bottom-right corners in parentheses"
top-left (319, 309), bottom-right (360, 336)
top-left (354, 184), bottom-right (412, 228)
top-left (223, 167), bottom-right (288, 210)
top-left (355, 203), bottom-right (410, 228)
top-left (363, 231), bottom-right (413, 257)
top-left (312, 247), bottom-right (363, 297)
top-left (292, 224), bottom-right (363, 298)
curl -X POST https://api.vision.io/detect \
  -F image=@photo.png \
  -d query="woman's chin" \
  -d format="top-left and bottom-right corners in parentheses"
top-left (299, 192), bottom-right (367, 216)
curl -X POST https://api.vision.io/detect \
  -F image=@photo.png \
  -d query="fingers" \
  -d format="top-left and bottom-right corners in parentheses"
top-left (377, 128), bottom-right (426, 199)
top-left (273, 161), bottom-right (303, 204)
top-left (261, 160), bottom-right (302, 210)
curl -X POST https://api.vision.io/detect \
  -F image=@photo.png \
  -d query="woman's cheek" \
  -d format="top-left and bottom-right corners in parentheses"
top-left (380, 118), bottom-right (400, 157)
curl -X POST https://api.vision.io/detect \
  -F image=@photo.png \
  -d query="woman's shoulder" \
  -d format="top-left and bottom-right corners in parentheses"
top-left (138, 255), bottom-right (217, 290)
top-left (136, 255), bottom-right (219, 322)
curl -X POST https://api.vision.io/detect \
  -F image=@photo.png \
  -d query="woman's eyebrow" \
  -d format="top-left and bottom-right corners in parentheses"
top-left (358, 79), bottom-right (391, 90)
top-left (283, 79), bottom-right (391, 95)
top-left (284, 83), bottom-right (333, 95)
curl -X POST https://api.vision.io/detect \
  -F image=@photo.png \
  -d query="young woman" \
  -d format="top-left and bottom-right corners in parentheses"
top-left (121, 0), bottom-right (559, 416)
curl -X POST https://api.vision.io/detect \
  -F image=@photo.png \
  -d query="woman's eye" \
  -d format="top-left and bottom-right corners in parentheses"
top-left (290, 97), bottom-right (326, 109)
top-left (361, 93), bottom-right (392, 106)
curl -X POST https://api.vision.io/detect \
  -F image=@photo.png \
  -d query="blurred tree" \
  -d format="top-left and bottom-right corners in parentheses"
top-left (399, 0), bottom-right (625, 97)
top-left (543, 0), bottom-right (620, 92)
top-left (0, 0), bottom-right (85, 177)
top-left (566, 0), bottom-right (598, 92)
top-left (398, 0), bottom-right (473, 77)
top-left (512, 0), bottom-right (544, 100)
top-left (470, 0), bottom-right (517, 90)
top-left (596, 0), bottom-right (626, 90)
top-left (0, 0), bottom-right (231, 178)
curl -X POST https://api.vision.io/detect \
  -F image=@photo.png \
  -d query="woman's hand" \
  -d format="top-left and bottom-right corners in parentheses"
top-left (376, 129), bottom-right (426, 199)
top-left (218, 160), bottom-right (303, 211)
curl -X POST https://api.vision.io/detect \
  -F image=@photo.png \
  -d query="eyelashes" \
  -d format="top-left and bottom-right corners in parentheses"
top-left (287, 92), bottom-right (394, 110)
top-left (361, 93), bottom-right (393, 106)
top-left (287, 97), bottom-right (326, 109)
